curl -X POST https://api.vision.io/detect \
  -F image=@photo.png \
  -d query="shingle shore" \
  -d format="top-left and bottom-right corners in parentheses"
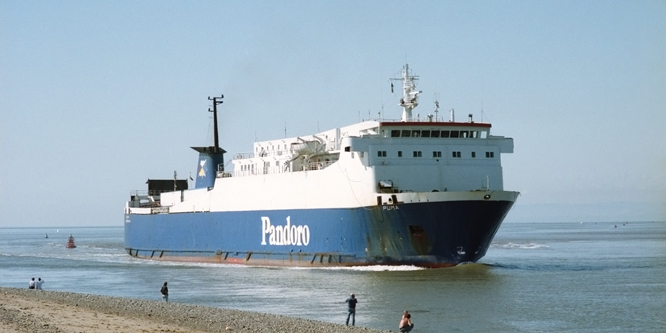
top-left (0, 287), bottom-right (391, 333)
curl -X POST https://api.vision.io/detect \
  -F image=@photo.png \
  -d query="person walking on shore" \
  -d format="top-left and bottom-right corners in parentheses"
top-left (161, 282), bottom-right (169, 302)
top-left (36, 278), bottom-right (44, 290)
top-left (345, 293), bottom-right (358, 326)
top-left (28, 278), bottom-right (35, 290)
top-left (399, 311), bottom-right (414, 332)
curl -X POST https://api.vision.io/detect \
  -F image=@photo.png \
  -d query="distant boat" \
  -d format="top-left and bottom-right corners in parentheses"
top-left (66, 235), bottom-right (76, 248)
top-left (45, 233), bottom-right (48, 239)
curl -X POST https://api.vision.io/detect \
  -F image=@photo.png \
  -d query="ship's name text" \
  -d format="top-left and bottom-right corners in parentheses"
top-left (261, 216), bottom-right (310, 246)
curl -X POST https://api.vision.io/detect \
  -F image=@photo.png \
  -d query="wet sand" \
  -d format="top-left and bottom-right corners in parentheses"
top-left (0, 287), bottom-right (390, 333)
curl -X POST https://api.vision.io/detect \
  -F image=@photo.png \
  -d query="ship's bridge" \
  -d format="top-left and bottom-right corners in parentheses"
top-left (336, 119), bottom-right (513, 193)
top-left (377, 121), bottom-right (491, 139)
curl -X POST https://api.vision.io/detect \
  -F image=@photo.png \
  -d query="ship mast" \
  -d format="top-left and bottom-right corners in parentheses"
top-left (393, 64), bottom-right (421, 122)
top-left (208, 95), bottom-right (224, 152)
top-left (191, 94), bottom-right (227, 189)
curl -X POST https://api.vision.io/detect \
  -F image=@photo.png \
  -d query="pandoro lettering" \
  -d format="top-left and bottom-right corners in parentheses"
top-left (261, 216), bottom-right (310, 246)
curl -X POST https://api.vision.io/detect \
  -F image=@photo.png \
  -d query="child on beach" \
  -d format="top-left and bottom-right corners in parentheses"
top-left (399, 311), bottom-right (414, 332)
top-left (36, 278), bottom-right (44, 290)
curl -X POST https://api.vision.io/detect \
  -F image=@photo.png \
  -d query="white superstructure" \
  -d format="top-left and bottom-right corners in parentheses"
top-left (153, 65), bottom-right (514, 214)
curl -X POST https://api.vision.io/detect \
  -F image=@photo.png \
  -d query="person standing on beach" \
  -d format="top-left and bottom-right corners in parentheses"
top-left (345, 293), bottom-right (358, 326)
top-left (28, 278), bottom-right (35, 289)
top-left (161, 282), bottom-right (168, 302)
top-left (36, 278), bottom-right (44, 290)
top-left (399, 311), bottom-right (414, 332)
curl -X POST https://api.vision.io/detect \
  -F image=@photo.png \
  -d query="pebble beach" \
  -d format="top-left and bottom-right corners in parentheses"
top-left (0, 287), bottom-right (391, 333)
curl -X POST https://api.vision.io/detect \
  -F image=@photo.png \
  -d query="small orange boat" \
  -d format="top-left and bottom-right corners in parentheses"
top-left (66, 235), bottom-right (76, 248)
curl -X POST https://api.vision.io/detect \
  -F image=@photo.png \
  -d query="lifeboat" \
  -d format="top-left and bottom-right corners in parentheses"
top-left (66, 235), bottom-right (76, 248)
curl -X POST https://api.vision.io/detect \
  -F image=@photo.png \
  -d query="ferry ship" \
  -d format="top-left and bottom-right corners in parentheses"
top-left (124, 65), bottom-right (519, 268)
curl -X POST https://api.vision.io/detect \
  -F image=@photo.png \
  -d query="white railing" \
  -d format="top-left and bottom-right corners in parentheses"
top-left (233, 150), bottom-right (290, 160)
top-left (229, 160), bottom-right (335, 177)
top-left (300, 160), bottom-right (334, 171)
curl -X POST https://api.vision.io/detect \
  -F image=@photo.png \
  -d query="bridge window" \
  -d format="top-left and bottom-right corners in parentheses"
top-left (421, 130), bottom-right (431, 138)
top-left (401, 130), bottom-right (411, 137)
top-left (450, 131), bottom-right (460, 138)
top-left (441, 130), bottom-right (450, 138)
top-left (452, 151), bottom-right (461, 158)
top-left (431, 130), bottom-right (440, 138)
top-left (391, 130), bottom-right (400, 137)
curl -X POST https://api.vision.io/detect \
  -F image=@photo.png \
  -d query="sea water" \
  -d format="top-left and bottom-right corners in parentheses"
top-left (1, 221), bottom-right (664, 332)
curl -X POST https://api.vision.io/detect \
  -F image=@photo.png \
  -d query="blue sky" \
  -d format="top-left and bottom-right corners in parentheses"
top-left (1, 1), bottom-right (665, 227)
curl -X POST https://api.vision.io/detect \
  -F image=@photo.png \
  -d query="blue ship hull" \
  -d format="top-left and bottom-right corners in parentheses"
top-left (124, 199), bottom-right (515, 268)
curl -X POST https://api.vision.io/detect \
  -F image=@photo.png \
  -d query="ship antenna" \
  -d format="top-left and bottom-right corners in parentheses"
top-left (481, 100), bottom-right (484, 122)
top-left (390, 64), bottom-right (421, 122)
top-left (207, 94), bottom-right (224, 152)
top-left (433, 93), bottom-right (440, 122)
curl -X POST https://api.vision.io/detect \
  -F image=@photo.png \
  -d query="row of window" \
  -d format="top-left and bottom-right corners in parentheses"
top-left (386, 129), bottom-right (487, 138)
top-left (239, 160), bottom-right (282, 172)
top-left (378, 150), bottom-right (495, 158)
top-left (239, 149), bottom-right (495, 171)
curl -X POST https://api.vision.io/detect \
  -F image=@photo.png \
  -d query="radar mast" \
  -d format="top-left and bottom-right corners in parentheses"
top-left (391, 64), bottom-right (421, 121)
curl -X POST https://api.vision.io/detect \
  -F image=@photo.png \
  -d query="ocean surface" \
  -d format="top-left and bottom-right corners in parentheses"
top-left (1, 221), bottom-right (664, 332)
